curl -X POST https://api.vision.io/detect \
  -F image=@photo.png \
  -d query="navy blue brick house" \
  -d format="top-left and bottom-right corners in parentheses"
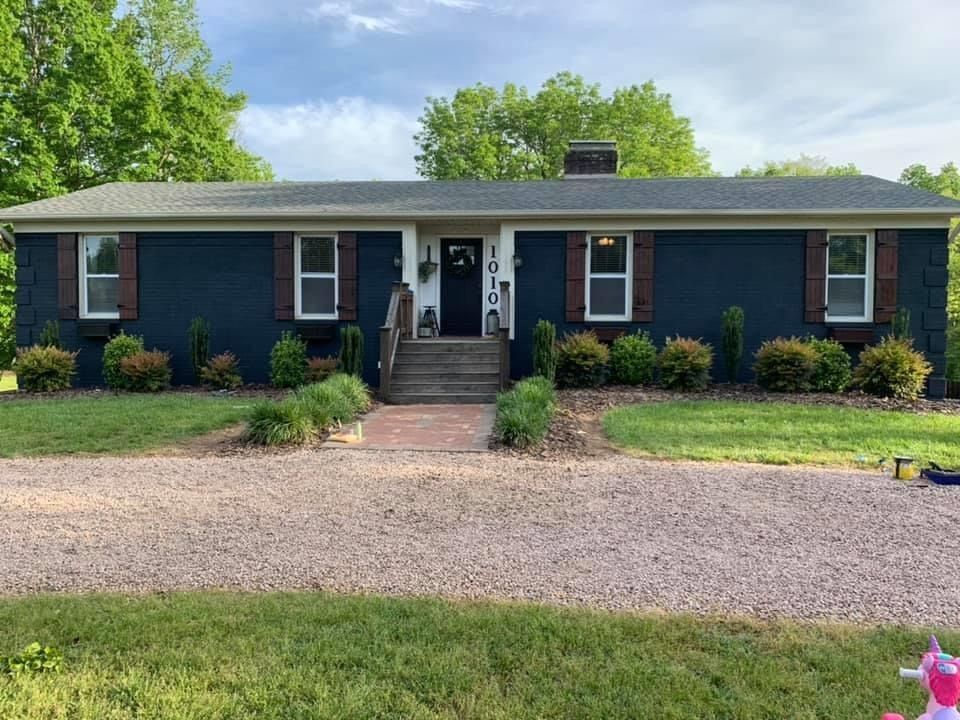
top-left (4, 142), bottom-right (959, 397)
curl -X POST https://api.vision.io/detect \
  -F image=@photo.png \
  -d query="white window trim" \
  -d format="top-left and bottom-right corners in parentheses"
top-left (825, 230), bottom-right (874, 323)
top-left (585, 231), bottom-right (632, 321)
top-left (295, 233), bottom-right (338, 320)
top-left (79, 234), bottom-right (120, 320)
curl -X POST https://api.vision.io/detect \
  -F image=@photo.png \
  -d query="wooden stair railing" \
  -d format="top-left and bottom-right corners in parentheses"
top-left (498, 281), bottom-right (511, 390)
top-left (379, 281), bottom-right (414, 400)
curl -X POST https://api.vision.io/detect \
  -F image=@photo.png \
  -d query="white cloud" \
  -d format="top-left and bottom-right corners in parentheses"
top-left (307, 0), bottom-right (512, 36)
top-left (237, 98), bottom-right (419, 180)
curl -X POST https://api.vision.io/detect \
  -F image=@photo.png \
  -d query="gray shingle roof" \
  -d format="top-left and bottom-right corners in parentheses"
top-left (3, 176), bottom-right (959, 221)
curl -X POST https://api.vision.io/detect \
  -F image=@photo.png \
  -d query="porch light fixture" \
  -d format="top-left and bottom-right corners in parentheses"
top-left (513, 255), bottom-right (523, 268)
top-left (393, 254), bottom-right (403, 269)
top-left (597, 236), bottom-right (616, 247)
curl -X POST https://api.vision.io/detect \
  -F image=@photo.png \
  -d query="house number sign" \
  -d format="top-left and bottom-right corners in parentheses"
top-left (487, 245), bottom-right (499, 306)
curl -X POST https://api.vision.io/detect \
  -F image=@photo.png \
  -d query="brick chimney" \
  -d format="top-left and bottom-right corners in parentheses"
top-left (563, 141), bottom-right (618, 178)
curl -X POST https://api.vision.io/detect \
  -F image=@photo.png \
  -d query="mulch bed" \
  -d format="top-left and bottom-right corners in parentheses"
top-left (498, 384), bottom-right (960, 460)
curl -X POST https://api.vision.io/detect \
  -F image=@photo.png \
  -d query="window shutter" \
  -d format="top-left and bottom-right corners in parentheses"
top-left (57, 233), bottom-right (78, 320)
top-left (565, 231), bottom-right (587, 322)
top-left (273, 231), bottom-right (294, 320)
top-left (874, 230), bottom-right (898, 323)
top-left (118, 233), bottom-right (138, 320)
top-left (632, 231), bottom-right (654, 322)
top-left (337, 232), bottom-right (358, 321)
top-left (804, 230), bottom-right (828, 323)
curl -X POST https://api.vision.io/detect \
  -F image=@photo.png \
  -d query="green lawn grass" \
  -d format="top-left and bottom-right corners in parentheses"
top-left (0, 591), bottom-right (941, 719)
top-left (0, 394), bottom-right (252, 457)
top-left (0, 372), bottom-right (16, 392)
top-left (603, 400), bottom-right (960, 467)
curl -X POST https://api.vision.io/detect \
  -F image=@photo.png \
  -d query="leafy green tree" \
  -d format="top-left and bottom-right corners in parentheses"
top-left (736, 154), bottom-right (861, 177)
top-left (900, 162), bottom-right (960, 380)
top-left (415, 72), bottom-right (712, 180)
top-left (0, 0), bottom-right (270, 208)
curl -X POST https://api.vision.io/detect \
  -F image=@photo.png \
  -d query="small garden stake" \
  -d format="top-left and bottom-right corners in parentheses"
top-left (883, 635), bottom-right (960, 720)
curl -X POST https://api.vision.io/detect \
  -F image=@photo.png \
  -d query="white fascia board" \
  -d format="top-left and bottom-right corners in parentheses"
top-left (6, 213), bottom-right (954, 233)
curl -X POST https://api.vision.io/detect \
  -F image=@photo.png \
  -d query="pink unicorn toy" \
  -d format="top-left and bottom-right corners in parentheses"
top-left (884, 636), bottom-right (960, 720)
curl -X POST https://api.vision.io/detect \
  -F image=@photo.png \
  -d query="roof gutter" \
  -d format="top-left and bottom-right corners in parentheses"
top-left (3, 208), bottom-right (960, 223)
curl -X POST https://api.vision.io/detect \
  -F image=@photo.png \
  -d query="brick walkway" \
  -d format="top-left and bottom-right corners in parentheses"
top-left (331, 404), bottom-right (495, 452)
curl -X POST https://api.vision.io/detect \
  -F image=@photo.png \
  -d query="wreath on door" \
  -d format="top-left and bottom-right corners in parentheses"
top-left (445, 246), bottom-right (475, 278)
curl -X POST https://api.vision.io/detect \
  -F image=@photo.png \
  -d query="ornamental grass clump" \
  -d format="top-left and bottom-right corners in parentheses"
top-left (102, 332), bottom-right (144, 390)
top-left (15, 345), bottom-right (77, 392)
top-left (806, 337), bottom-right (852, 393)
top-left (494, 376), bottom-right (556, 448)
top-left (853, 336), bottom-right (932, 400)
top-left (119, 350), bottom-right (172, 392)
top-left (322, 373), bottom-right (371, 416)
top-left (609, 331), bottom-right (656, 385)
top-left (753, 337), bottom-right (817, 393)
top-left (200, 352), bottom-right (243, 390)
top-left (657, 336), bottom-right (713, 391)
top-left (245, 399), bottom-right (313, 446)
top-left (556, 331), bottom-right (609, 388)
top-left (338, 325), bottom-right (364, 377)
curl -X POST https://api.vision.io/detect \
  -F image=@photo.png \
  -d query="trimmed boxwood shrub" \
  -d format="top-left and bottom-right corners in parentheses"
top-left (753, 337), bottom-right (817, 392)
top-left (494, 376), bottom-right (556, 448)
top-left (102, 332), bottom-right (144, 390)
top-left (532, 319), bottom-right (558, 382)
top-left (245, 399), bottom-right (313, 446)
top-left (200, 352), bottom-right (243, 390)
top-left (556, 331), bottom-right (609, 388)
top-left (806, 337), bottom-right (852, 393)
top-left (853, 336), bottom-right (932, 400)
top-left (610, 331), bottom-right (656, 385)
top-left (658, 336), bottom-right (712, 391)
top-left (119, 350), bottom-right (172, 392)
top-left (270, 331), bottom-right (307, 388)
top-left (15, 345), bottom-right (78, 392)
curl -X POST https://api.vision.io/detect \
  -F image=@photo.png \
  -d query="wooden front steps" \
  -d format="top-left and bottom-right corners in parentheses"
top-left (388, 338), bottom-right (500, 404)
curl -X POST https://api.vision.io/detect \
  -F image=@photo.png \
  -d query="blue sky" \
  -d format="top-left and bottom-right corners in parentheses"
top-left (194, 0), bottom-right (960, 181)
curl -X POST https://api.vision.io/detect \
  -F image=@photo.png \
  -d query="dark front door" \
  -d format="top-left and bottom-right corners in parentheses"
top-left (441, 238), bottom-right (483, 336)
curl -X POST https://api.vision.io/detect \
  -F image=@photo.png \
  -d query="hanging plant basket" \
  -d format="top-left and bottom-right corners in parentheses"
top-left (418, 260), bottom-right (438, 284)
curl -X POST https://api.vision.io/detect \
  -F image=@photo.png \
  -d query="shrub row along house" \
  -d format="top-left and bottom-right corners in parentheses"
top-left (4, 141), bottom-right (959, 399)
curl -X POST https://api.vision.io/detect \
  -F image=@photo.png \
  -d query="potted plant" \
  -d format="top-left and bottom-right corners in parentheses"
top-left (418, 317), bottom-right (433, 338)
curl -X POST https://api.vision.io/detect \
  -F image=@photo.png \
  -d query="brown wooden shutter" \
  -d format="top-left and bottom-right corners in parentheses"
top-left (337, 232), bottom-right (358, 321)
top-left (118, 233), bottom-right (138, 320)
top-left (874, 230), bottom-right (898, 323)
top-left (57, 233), bottom-right (78, 320)
top-left (804, 230), bottom-right (828, 323)
top-left (273, 232), bottom-right (294, 320)
top-left (632, 231), bottom-right (654, 322)
top-left (565, 231), bottom-right (587, 322)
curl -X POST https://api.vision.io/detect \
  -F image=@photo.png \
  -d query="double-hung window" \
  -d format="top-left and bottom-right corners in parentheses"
top-left (296, 234), bottom-right (338, 319)
top-left (826, 231), bottom-right (873, 322)
top-left (80, 234), bottom-right (120, 319)
top-left (586, 233), bottom-right (631, 320)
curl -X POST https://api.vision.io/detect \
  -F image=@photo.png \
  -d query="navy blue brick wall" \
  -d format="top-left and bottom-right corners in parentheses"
top-left (513, 228), bottom-right (949, 391)
top-left (15, 231), bottom-right (401, 387)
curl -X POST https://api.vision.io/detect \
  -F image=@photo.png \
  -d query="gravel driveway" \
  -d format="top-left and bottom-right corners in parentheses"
top-left (1, 450), bottom-right (956, 625)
